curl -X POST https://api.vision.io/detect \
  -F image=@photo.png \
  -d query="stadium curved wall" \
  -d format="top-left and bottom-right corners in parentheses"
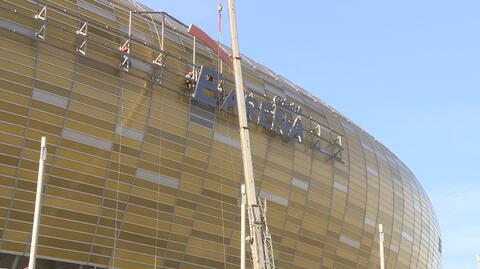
top-left (0, 0), bottom-right (441, 268)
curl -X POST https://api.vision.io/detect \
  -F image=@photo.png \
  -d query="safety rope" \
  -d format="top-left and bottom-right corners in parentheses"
top-left (108, 1), bottom-right (122, 267)
top-left (110, 2), bottom-right (161, 268)
top-left (146, 13), bottom-right (164, 269)
top-left (148, 15), bottom-right (163, 269)
top-left (124, 3), bottom-right (166, 268)
top-left (216, 2), bottom-right (228, 268)
top-left (113, 65), bottom-right (123, 269)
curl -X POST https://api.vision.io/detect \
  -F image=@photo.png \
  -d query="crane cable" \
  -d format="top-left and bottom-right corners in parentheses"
top-left (217, 1), bottom-right (223, 76)
top-left (216, 1), bottom-right (228, 269)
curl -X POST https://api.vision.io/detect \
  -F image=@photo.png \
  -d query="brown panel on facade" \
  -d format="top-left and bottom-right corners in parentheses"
top-left (176, 198), bottom-right (198, 210)
top-left (28, 119), bottom-right (62, 135)
top-left (60, 139), bottom-right (111, 159)
top-left (0, 154), bottom-right (19, 167)
top-left (0, 69), bottom-right (34, 88)
top-left (70, 92), bottom-right (117, 113)
top-left (67, 111), bottom-right (115, 132)
top-left (35, 80), bottom-right (70, 98)
top-left (0, 100), bottom-right (29, 116)
top-left (113, 143), bottom-right (141, 158)
top-left (183, 254), bottom-right (224, 268)
top-left (0, 111), bottom-right (27, 126)
top-left (190, 229), bottom-right (230, 245)
top-left (201, 188), bottom-right (237, 205)
top-left (42, 206), bottom-right (98, 225)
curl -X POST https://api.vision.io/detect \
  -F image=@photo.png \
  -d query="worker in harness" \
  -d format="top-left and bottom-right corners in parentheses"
top-left (120, 42), bottom-right (131, 70)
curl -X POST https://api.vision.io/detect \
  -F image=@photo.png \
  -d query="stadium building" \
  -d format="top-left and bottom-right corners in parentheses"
top-left (0, 0), bottom-right (441, 268)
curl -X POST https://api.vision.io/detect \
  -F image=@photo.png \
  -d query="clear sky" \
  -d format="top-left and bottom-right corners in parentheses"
top-left (140, 1), bottom-right (480, 268)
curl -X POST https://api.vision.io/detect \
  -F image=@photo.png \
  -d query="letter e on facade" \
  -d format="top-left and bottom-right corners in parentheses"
top-left (193, 66), bottom-right (222, 107)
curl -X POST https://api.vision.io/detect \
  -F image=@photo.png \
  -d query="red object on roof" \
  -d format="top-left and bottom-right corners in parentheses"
top-left (187, 24), bottom-right (250, 92)
top-left (188, 24), bottom-right (233, 70)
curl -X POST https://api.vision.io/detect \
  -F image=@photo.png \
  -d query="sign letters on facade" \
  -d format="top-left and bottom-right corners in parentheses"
top-left (191, 65), bottom-right (342, 160)
top-left (192, 66), bottom-right (304, 143)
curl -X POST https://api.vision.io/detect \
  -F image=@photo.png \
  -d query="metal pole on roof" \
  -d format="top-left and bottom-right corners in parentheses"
top-left (161, 13), bottom-right (165, 51)
top-left (193, 36), bottom-right (196, 73)
top-left (379, 224), bottom-right (386, 269)
top-left (27, 137), bottom-right (47, 269)
top-left (128, 10), bottom-right (132, 37)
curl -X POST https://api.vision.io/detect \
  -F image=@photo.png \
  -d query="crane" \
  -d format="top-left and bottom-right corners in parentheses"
top-left (225, 0), bottom-right (276, 268)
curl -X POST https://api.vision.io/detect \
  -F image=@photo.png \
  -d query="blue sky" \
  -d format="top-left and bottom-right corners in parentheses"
top-left (141, 1), bottom-right (480, 268)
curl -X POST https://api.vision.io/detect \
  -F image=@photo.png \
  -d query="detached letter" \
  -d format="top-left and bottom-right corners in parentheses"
top-left (245, 94), bottom-right (258, 122)
top-left (192, 66), bottom-right (221, 107)
top-left (288, 115), bottom-right (304, 143)
top-left (220, 89), bottom-right (237, 114)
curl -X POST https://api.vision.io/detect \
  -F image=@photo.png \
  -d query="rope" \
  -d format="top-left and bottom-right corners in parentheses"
top-left (124, 4), bottom-right (165, 269)
top-left (113, 71), bottom-right (123, 269)
top-left (154, 123), bottom-right (162, 269)
top-left (145, 12), bottom-right (164, 269)
top-left (216, 2), bottom-right (228, 268)
top-left (110, 3), bottom-right (159, 268)
top-left (148, 15), bottom-right (163, 269)
top-left (108, 2), bottom-right (122, 267)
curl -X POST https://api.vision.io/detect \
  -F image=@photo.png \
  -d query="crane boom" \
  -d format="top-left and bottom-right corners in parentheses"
top-left (226, 0), bottom-right (275, 268)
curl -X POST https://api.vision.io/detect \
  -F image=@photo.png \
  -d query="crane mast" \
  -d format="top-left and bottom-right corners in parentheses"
top-left (225, 0), bottom-right (275, 268)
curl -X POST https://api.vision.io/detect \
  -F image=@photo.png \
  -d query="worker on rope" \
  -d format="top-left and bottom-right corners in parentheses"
top-left (185, 70), bottom-right (196, 91)
top-left (120, 41), bottom-right (131, 70)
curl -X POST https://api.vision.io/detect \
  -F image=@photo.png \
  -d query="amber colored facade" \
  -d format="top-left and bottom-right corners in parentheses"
top-left (0, 0), bottom-right (441, 268)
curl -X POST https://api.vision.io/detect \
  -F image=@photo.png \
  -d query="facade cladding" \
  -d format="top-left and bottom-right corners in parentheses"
top-left (0, 0), bottom-right (441, 269)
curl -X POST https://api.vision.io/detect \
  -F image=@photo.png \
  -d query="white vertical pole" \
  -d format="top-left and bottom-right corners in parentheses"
top-left (193, 36), bottom-right (196, 74)
top-left (226, 0), bottom-right (266, 267)
top-left (241, 184), bottom-right (246, 269)
top-left (128, 11), bottom-right (132, 37)
top-left (476, 254), bottom-right (480, 269)
top-left (161, 13), bottom-right (165, 51)
top-left (379, 224), bottom-right (385, 269)
top-left (28, 137), bottom-right (47, 269)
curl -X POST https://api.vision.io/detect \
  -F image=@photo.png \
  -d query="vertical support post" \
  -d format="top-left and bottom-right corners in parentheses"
top-left (476, 254), bottom-right (480, 269)
top-left (379, 224), bottom-right (385, 269)
top-left (128, 11), bottom-right (132, 37)
top-left (241, 184), bottom-right (246, 269)
top-left (28, 137), bottom-right (47, 269)
top-left (220, 51), bottom-right (223, 74)
top-left (193, 36), bottom-right (196, 75)
top-left (161, 13), bottom-right (165, 51)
